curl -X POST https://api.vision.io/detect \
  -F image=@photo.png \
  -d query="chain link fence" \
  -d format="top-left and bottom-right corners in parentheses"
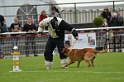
top-left (0, 29), bottom-right (124, 57)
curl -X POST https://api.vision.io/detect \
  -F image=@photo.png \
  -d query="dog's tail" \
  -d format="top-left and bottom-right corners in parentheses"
top-left (94, 48), bottom-right (108, 53)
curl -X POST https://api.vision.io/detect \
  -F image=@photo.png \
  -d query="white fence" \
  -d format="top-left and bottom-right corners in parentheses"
top-left (61, 8), bottom-right (124, 24)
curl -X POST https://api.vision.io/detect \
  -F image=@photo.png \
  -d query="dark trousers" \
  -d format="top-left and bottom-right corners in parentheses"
top-left (25, 35), bottom-right (37, 55)
top-left (44, 36), bottom-right (67, 62)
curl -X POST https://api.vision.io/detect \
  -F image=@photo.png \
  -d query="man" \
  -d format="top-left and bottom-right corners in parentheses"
top-left (10, 17), bottom-right (21, 47)
top-left (0, 15), bottom-right (8, 32)
top-left (48, 7), bottom-right (60, 17)
top-left (23, 17), bottom-right (37, 57)
top-left (117, 11), bottom-right (123, 26)
top-left (49, 6), bottom-right (61, 55)
top-left (109, 12), bottom-right (119, 27)
top-left (38, 17), bottom-right (78, 69)
top-left (0, 15), bottom-right (5, 58)
top-left (0, 15), bottom-right (5, 26)
top-left (10, 17), bottom-right (21, 32)
top-left (100, 7), bottom-right (111, 23)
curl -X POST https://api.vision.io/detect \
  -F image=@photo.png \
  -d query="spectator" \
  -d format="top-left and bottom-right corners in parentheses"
top-left (109, 12), bottom-right (118, 27)
top-left (38, 10), bottom-right (47, 24)
top-left (100, 7), bottom-right (111, 23)
top-left (51, 5), bottom-right (61, 17)
top-left (23, 17), bottom-right (37, 57)
top-left (10, 17), bottom-right (21, 32)
top-left (10, 17), bottom-right (21, 47)
top-left (117, 11), bottom-right (123, 26)
top-left (48, 6), bottom-right (60, 17)
top-left (38, 10), bottom-right (48, 30)
top-left (0, 15), bottom-right (5, 58)
top-left (0, 15), bottom-right (5, 27)
top-left (3, 20), bottom-right (8, 32)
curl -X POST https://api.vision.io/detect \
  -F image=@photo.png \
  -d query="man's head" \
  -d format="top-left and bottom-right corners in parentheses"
top-left (27, 17), bottom-right (32, 24)
top-left (104, 7), bottom-right (109, 13)
top-left (14, 17), bottom-right (19, 24)
top-left (117, 11), bottom-right (121, 17)
top-left (51, 7), bottom-right (56, 14)
top-left (112, 12), bottom-right (117, 18)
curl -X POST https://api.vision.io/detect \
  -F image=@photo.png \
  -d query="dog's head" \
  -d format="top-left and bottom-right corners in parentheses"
top-left (62, 48), bottom-right (70, 56)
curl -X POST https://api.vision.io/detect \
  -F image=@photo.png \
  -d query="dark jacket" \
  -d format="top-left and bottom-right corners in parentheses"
top-left (0, 25), bottom-right (5, 44)
top-left (109, 17), bottom-right (119, 27)
top-left (117, 16), bottom-right (123, 26)
top-left (0, 15), bottom-right (5, 27)
top-left (23, 23), bottom-right (37, 35)
top-left (23, 23), bottom-right (37, 32)
top-left (101, 12), bottom-right (111, 23)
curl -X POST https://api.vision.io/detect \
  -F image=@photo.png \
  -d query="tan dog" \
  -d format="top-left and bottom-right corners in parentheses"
top-left (62, 48), bottom-right (108, 68)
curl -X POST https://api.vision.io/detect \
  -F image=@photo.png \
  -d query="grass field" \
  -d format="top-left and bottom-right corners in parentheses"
top-left (0, 52), bottom-right (124, 82)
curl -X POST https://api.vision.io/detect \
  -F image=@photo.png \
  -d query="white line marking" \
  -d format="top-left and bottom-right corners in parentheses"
top-left (16, 70), bottom-right (124, 74)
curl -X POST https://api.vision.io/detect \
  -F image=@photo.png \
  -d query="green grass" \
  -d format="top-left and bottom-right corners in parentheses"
top-left (0, 52), bottom-right (124, 82)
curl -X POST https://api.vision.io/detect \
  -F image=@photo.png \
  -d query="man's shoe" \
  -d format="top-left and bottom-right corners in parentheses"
top-left (45, 61), bottom-right (53, 69)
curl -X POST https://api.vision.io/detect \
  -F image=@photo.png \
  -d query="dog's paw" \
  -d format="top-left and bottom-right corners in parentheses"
top-left (62, 66), bottom-right (68, 68)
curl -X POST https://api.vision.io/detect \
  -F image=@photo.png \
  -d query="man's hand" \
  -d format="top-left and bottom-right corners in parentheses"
top-left (33, 30), bottom-right (36, 32)
top-left (37, 34), bottom-right (42, 37)
top-left (75, 36), bottom-right (78, 40)
top-left (28, 30), bottom-right (32, 32)
top-left (14, 29), bottom-right (19, 32)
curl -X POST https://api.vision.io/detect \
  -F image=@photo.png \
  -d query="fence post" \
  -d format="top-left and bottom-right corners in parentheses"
top-left (74, 3), bottom-right (77, 23)
top-left (35, 5), bottom-right (38, 26)
top-left (113, 36), bottom-right (116, 52)
top-left (119, 35), bottom-right (122, 52)
top-left (106, 29), bottom-right (110, 52)
top-left (113, 1), bottom-right (115, 12)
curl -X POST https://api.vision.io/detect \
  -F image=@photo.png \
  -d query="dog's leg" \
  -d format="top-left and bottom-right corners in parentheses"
top-left (64, 60), bottom-right (74, 67)
top-left (90, 59), bottom-right (94, 67)
top-left (85, 59), bottom-right (91, 67)
top-left (84, 54), bottom-right (91, 67)
top-left (77, 61), bottom-right (81, 68)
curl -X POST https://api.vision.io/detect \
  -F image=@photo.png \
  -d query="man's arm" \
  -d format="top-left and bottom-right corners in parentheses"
top-left (18, 23), bottom-right (22, 31)
top-left (34, 24), bottom-right (37, 31)
top-left (38, 19), bottom-right (48, 33)
top-left (38, 24), bottom-right (44, 33)
top-left (23, 24), bottom-right (27, 32)
top-left (60, 20), bottom-right (78, 40)
top-left (60, 20), bottom-right (78, 37)
top-left (71, 28), bottom-right (78, 40)
top-left (10, 24), bottom-right (14, 32)
top-left (0, 15), bottom-right (5, 23)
